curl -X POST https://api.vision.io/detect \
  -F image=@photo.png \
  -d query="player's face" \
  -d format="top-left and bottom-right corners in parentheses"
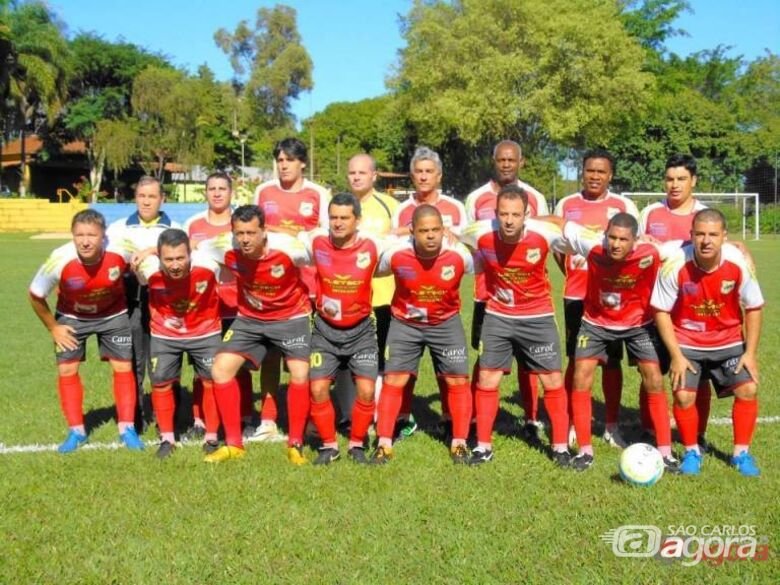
top-left (329, 204), bottom-right (359, 243)
top-left (160, 243), bottom-right (191, 280)
top-left (493, 145), bottom-right (522, 186)
top-left (206, 178), bottom-right (232, 213)
top-left (276, 152), bottom-right (305, 186)
top-left (496, 196), bottom-right (526, 241)
top-left (412, 160), bottom-right (442, 196)
top-left (691, 220), bottom-right (726, 262)
top-left (347, 157), bottom-right (376, 197)
top-left (412, 215), bottom-right (444, 256)
top-left (135, 183), bottom-right (163, 222)
top-left (72, 221), bottom-right (105, 263)
top-left (232, 217), bottom-right (266, 258)
top-left (582, 158), bottom-right (612, 198)
top-left (605, 225), bottom-right (636, 261)
top-left (664, 166), bottom-right (697, 208)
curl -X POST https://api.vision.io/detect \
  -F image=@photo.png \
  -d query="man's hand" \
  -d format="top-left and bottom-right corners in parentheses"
top-left (734, 351), bottom-right (760, 384)
top-left (51, 324), bottom-right (78, 352)
top-left (669, 354), bottom-right (697, 391)
top-left (130, 246), bottom-right (157, 270)
top-left (570, 254), bottom-right (586, 270)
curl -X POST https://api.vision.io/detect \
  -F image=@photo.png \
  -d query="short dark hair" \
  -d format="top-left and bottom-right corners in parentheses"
top-left (231, 204), bottom-right (266, 228)
top-left (607, 212), bottom-right (639, 237)
top-left (71, 209), bottom-right (106, 231)
top-left (273, 137), bottom-right (308, 164)
top-left (206, 171), bottom-right (232, 189)
top-left (329, 192), bottom-right (361, 218)
top-left (496, 184), bottom-right (528, 213)
top-left (411, 204), bottom-right (442, 227)
top-left (693, 208), bottom-right (727, 231)
top-left (665, 153), bottom-right (697, 177)
top-left (583, 148), bottom-right (616, 173)
top-left (157, 228), bottom-right (190, 255)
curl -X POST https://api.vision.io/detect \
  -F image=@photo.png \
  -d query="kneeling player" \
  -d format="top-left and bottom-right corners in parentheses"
top-left (652, 209), bottom-right (764, 476)
top-left (29, 209), bottom-right (143, 452)
top-left (139, 229), bottom-right (222, 459)
top-left (373, 205), bottom-right (474, 464)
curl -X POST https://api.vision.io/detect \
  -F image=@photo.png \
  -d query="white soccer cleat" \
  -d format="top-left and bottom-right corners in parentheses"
top-left (245, 421), bottom-right (287, 443)
top-left (602, 427), bottom-right (629, 449)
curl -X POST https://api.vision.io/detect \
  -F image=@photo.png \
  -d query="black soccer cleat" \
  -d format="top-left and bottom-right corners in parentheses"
top-left (369, 445), bottom-right (394, 465)
top-left (663, 455), bottom-right (681, 474)
top-left (450, 444), bottom-right (470, 465)
top-left (468, 446), bottom-right (494, 466)
top-left (202, 440), bottom-right (220, 455)
top-left (156, 441), bottom-right (176, 460)
top-left (552, 450), bottom-right (572, 468)
top-left (571, 453), bottom-right (594, 472)
top-left (347, 446), bottom-right (369, 464)
top-left (313, 447), bottom-right (340, 466)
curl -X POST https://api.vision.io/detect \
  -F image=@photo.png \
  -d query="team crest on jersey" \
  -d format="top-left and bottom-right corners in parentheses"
top-left (720, 280), bottom-right (736, 294)
top-left (526, 248), bottom-right (541, 264)
top-left (639, 255), bottom-right (654, 270)
top-left (441, 265), bottom-right (456, 281)
top-left (299, 201), bottom-right (314, 217)
top-left (108, 266), bottom-right (121, 281)
top-left (606, 207), bottom-right (620, 219)
top-left (195, 280), bottom-right (208, 294)
top-left (271, 264), bottom-right (285, 278)
top-left (356, 251), bottom-right (371, 269)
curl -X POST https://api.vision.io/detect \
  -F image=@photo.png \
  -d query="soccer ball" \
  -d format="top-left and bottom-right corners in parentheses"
top-left (619, 443), bottom-right (664, 487)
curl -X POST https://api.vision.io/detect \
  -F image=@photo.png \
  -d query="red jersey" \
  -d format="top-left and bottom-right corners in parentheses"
top-left (638, 199), bottom-right (707, 242)
top-left (29, 242), bottom-right (132, 320)
top-left (184, 210), bottom-right (238, 318)
top-left (461, 219), bottom-right (565, 319)
top-left (553, 192), bottom-right (639, 299)
top-left (651, 243), bottom-right (764, 350)
top-left (377, 240), bottom-right (473, 326)
top-left (199, 231), bottom-right (312, 322)
top-left (253, 179), bottom-right (330, 234)
top-left (302, 229), bottom-right (382, 327)
top-left (392, 192), bottom-right (467, 234)
top-left (139, 253), bottom-right (221, 339)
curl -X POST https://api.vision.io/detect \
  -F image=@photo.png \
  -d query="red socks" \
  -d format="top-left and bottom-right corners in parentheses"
top-left (202, 380), bottom-right (220, 435)
top-left (350, 398), bottom-right (375, 445)
top-left (310, 399), bottom-right (336, 445)
top-left (58, 373), bottom-right (84, 427)
top-left (474, 385), bottom-right (499, 445)
top-left (286, 380), bottom-right (310, 446)
top-left (151, 388), bottom-right (175, 435)
top-left (696, 383), bottom-right (711, 435)
top-left (214, 378), bottom-right (243, 447)
top-left (447, 380), bottom-right (471, 441)
top-left (733, 397), bottom-right (758, 447)
top-left (602, 367), bottom-right (622, 426)
top-left (646, 391), bottom-right (671, 448)
top-left (376, 382), bottom-right (404, 440)
top-left (518, 368), bottom-right (539, 421)
top-left (673, 401), bottom-right (698, 448)
top-left (543, 386), bottom-right (569, 448)
top-left (112, 370), bottom-right (137, 424)
top-left (571, 389), bottom-right (592, 448)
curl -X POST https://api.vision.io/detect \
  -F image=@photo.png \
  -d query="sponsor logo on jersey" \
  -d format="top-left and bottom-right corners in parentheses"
top-left (314, 250), bottom-right (332, 266)
top-left (195, 280), bottom-right (208, 294)
top-left (299, 201), bottom-right (314, 217)
top-left (356, 251), bottom-right (372, 269)
top-left (526, 248), bottom-right (541, 264)
top-left (397, 266), bottom-right (417, 280)
top-left (721, 280), bottom-right (736, 294)
top-left (566, 209), bottom-right (583, 221)
top-left (65, 277), bottom-right (86, 290)
top-left (441, 265), bottom-right (456, 281)
top-left (639, 255), bottom-right (654, 270)
top-left (262, 200), bottom-right (279, 215)
top-left (270, 264), bottom-right (285, 278)
top-left (682, 282), bottom-right (699, 295)
top-left (108, 266), bottom-right (121, 281)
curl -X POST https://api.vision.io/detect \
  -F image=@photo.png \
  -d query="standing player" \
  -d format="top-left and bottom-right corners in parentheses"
top-left (464, 140), bottom-right (549, 440)
top-left (29, 209), bottom-right (144, 452)
top-left (302, 193), bottom-right (383, 465)
top-left (138, 229), bottom-right (222, 459)
top-left (372, 205), bottom-right (474, 464)
top-left (554, 150), bottom-right (638, 448)
top-left (199, 205), bottom-right (312, 464)
top-left (460, 186), bottom-right (570, 466)
top-left (651, 209), bottom-right (763, 476)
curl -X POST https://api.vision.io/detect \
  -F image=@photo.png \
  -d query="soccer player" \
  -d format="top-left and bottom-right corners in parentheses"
top-left (107, 176), bottom-right (179, 431)
top-left (460, 185), bottom-right (570, 466)
top-left (199, 205), bottom-right (312, 464)
top-left (651, 209), bottom-right (763, 476)
top-left (302, 193), bottom-right (383, 465)
top-left (464, 140), bottom-right (549, 440)
top-left (138, 229), bottom-right (221, 459)
top-left (554, 149), bottom-right (639, 448)
top-left (560, 213), bottom-right (678, 472)
top-left (250, 138), bottom-right (329, 443)
top-left (29, 209), bottom-right (144, 452)
top-left (372, 205), bottom-right (474, 464)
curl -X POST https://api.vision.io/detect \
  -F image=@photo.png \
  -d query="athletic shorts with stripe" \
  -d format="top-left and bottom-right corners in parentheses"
top-left (564, 299), bottom-right (622, 362)
top-left (54, 313), bottom-right (133, 364)
top-left (574, 321), bottom-right (669, 373)
top-left (680, 345), bottom-right (754, 398)
top-left (149, 334), bottom-right (221, 386)
top-left (310, 314), bottom-right (379, 381)
top-left (218, 315), bottom-right (311, 368)
top-left (479, 313), bottom-right (562, 374)
top-left (385, 315), bottom-right (469, 377)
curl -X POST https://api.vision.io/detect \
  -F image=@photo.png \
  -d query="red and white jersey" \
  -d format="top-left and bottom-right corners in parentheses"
top-left (198, 231), bottom-right (312, 322)
top-left (184, 210), bottom-right (238, 318)
top-left (553, 192), bottom-right (639, 299)
top-left (29, 242), bottom-right (133, 320)
top-left (638, 199), bottom-right (707, 242)
top-left (301, 229), bottom-right (383, 327)
top-left (377, 239), bottom-right (473, 325)
top-left (461, 219), bottom-right (566, 319)
top-left (391, 192), bottom-right (467, 235)
top-left (564, 222), bottom-right (661, 329)
top-left (651, 243), bottom-right (764, 350)
top-left (253, 178), bottom-right (330, 234)
top-left (139, 252), bottom-right (221, 340)
top-left (464, 179), bottom-right (549, 223)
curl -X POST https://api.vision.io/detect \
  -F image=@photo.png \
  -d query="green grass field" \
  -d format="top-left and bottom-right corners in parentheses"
top-left (0, 233), bottom-right (777, 584)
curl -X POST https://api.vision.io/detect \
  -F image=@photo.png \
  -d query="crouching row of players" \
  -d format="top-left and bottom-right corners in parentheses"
top-left (30, 187), bottom-right (763, 476)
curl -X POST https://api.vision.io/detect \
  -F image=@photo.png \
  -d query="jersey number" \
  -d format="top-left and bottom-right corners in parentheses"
top-left (310, 352), bottom-right (322, 368)
top-left (577, 335), bottom-right (590, 349)
top-left (223, 329), bottom-right (234, 343)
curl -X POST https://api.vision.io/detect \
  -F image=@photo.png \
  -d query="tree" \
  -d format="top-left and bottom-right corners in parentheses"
top-left (92, 118), bottom-right (139, 199)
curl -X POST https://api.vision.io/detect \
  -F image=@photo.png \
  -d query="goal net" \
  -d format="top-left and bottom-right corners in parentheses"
top-left (622, 192), bottom-right (760, 240)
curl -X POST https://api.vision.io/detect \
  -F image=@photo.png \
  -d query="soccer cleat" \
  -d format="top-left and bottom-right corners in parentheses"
top-left (245, 421), bottom-right (287, 443)
top-left (468, 446), bottom-right (494, 466)
top-left (120, 428), bottom-right (145, 451)
top-left (602, 427), bottom-right (628, 449)
top-left (663, 456), bottom-right (681, 474)
top-left (58, 430), bottom-right (88, 454)
top-left (450, 444), bottom-right (470, 465)
top-left (731, 451), bottom-right (760, 477)
top-left (156, 441), bottom-right (176, 460)
top-left (287, 443), bottom-right (308, 466)
top-left (679, 449), bottom-right (703, 475)
top-left (369, 445), bottom-right (394, 465)
top-left (182, 425), bottom-right (205, 443)
top-left (314, 447), bottom-right (340, 466)
top-left (698, 434), bottom-right (710, 454)
top-left (204, 445), bottom-right (246, 463)
top-left (552, 450), bottom-right (572, 468)
top-left (394, 414), bottom-right (418, 441)
top-left (202, 440), bottom-right (220, 455)
top-left (348, 446), bottom-right (369, 464)
top-left (571, 453), bottom-right (594, 472)
top-left (567, 425), bottom-right (577, 449)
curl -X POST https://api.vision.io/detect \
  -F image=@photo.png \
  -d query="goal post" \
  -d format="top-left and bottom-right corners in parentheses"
top-left (622, 192), bottom-right (760, 240)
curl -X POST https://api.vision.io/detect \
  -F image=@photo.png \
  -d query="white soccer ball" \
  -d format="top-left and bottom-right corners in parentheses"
top-left (619, 443), bottom-right (664, 487)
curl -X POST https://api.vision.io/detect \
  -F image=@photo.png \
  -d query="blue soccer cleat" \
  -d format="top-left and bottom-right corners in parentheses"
top-left (58, 430), bottom-right (88, 453)
top-left (119, 427), bottom-right (145, 450)
top-left (679, 449), bottom-right (702, 475)
top-left (731, 451), bottom-right (760, 477)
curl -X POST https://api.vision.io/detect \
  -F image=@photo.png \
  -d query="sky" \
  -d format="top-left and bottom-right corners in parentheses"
top-left (51, 0), bottom-right (778, 124)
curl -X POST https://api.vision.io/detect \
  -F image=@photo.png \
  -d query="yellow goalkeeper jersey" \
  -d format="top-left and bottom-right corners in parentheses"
top-left (358, 189), bottom-right (398, 307)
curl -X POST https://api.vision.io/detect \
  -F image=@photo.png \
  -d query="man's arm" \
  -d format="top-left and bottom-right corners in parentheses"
top-left (29, 294), bottom-right (78, 352)
top-left (654, 310), bottom-right (696, 391)
top-left (735, 308), bottom-right (762, 383)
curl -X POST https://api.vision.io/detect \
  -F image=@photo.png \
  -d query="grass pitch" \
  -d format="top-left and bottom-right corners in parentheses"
top-left (0, 234), bottom-right (777, 584)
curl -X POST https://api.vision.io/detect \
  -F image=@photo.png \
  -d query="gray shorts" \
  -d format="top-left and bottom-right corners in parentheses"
top-left (310, 314), bottom-right (379, 381)
top-left (218, 315), bottom-right (311, 369)
top-left (54, 313), bottom-right (133, 364)
top-left (575, 321), bottom-right (668, 371)
top-left (150, 334), bottom-right (221, 386)
top-left (564, 299), bottom-right (622, 362)
top-left (479, 313), bottom-right (562, 374)
top-left (680, 345), bottom-right (754, 398)
top-left (385, 315), bottom-right (469, 377)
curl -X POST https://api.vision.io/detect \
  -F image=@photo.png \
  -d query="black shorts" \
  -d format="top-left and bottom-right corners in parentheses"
top-left (564, 299), bottom-right (622, 363)
top-left (479, 313), bottom-right (562, 374)
top-left (385, 315), bottom-right (469, 377)
top-left (680, 345), bottom-right (754, 398)
top-left (54, 313), bottom-right (133, 364)
top-left (218, 315), bottom-right (311, 369)
top-left (310, 314), bottom-right (379, 381)
top-left (471, 301), bottom-right (486, 351)
top-left (575, 321), bottom-right (668, 372)
top-left (149, 334), bottom-right (221, 386)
